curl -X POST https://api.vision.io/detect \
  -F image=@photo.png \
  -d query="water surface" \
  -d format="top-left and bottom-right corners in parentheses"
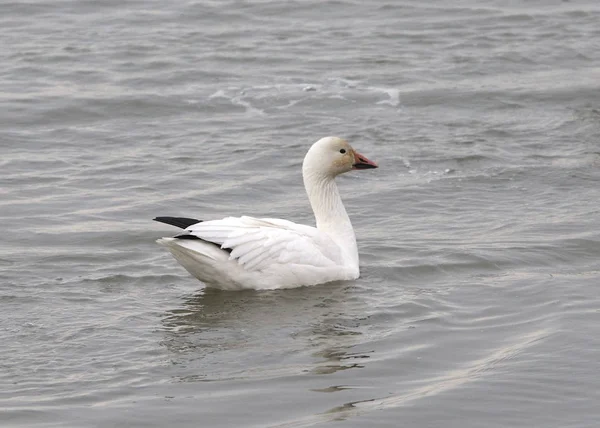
top-left (2, 1), bottom-right (600, 427)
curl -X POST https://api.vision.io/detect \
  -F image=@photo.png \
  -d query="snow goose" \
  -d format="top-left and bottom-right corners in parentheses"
top-left (154, 136), bottom-right (378, 290)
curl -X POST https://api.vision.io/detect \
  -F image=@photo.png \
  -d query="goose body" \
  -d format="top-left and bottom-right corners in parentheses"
top-left (155, 137), bottom-right (377, 290)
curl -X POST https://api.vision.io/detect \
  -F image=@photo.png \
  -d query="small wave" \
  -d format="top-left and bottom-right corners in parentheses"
top-left (377, 259), bottom-right (504, 280)
top-left (81, 273), bottom-right (184, 285)
top-left (450, 154), bottom-right (494, 163)
top-left (269, 328), bottom-right (552, 428)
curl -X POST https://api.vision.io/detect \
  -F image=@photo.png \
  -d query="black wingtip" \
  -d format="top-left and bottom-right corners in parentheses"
top-left (173, 233), bottom-right (200, 240)
top-left (173, 233), bottom-right (233, 254)
top-left (153, 216), bottom-right (202, 229)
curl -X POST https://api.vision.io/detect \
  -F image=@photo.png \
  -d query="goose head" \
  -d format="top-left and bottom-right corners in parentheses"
top-left (303, 136), bottom-right (378, 178)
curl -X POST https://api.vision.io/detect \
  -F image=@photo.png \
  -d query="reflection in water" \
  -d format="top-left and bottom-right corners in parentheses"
top-left (311, 348), bottom-right (371, 375)
top-left (160, 282), bottom-right (371, 381)
top-left (311, 385), bottom-right (355, 393)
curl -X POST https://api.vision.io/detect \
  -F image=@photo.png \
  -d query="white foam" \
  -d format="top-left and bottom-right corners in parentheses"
top-left (375, 87), bottom-right (401, 107)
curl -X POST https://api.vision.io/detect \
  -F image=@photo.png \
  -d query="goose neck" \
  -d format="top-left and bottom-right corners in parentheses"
top-left (303, 170), bottom-right (358, 265)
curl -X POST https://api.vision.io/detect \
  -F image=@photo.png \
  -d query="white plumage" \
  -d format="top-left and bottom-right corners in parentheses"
top-left (155, 136), bottom-right (378, 290)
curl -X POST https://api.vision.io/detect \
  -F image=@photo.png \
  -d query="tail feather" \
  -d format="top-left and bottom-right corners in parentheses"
top-left (153, 216), bottom-right (202, 229)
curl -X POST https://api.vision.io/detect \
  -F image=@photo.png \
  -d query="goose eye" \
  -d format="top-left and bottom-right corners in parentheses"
top-left (339, 149), bottom-right (346, 154)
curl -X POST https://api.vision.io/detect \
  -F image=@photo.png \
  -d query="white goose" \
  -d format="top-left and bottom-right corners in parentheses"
top-left (154, 136), bottom-right (378, 290)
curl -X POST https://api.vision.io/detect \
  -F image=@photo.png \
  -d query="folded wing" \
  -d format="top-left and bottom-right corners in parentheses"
top-left (184, 216), bottom-right (342, 272)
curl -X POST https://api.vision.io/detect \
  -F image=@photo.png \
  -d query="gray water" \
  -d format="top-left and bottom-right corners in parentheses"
top-left (2, 0), bottom-right (600, 426)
